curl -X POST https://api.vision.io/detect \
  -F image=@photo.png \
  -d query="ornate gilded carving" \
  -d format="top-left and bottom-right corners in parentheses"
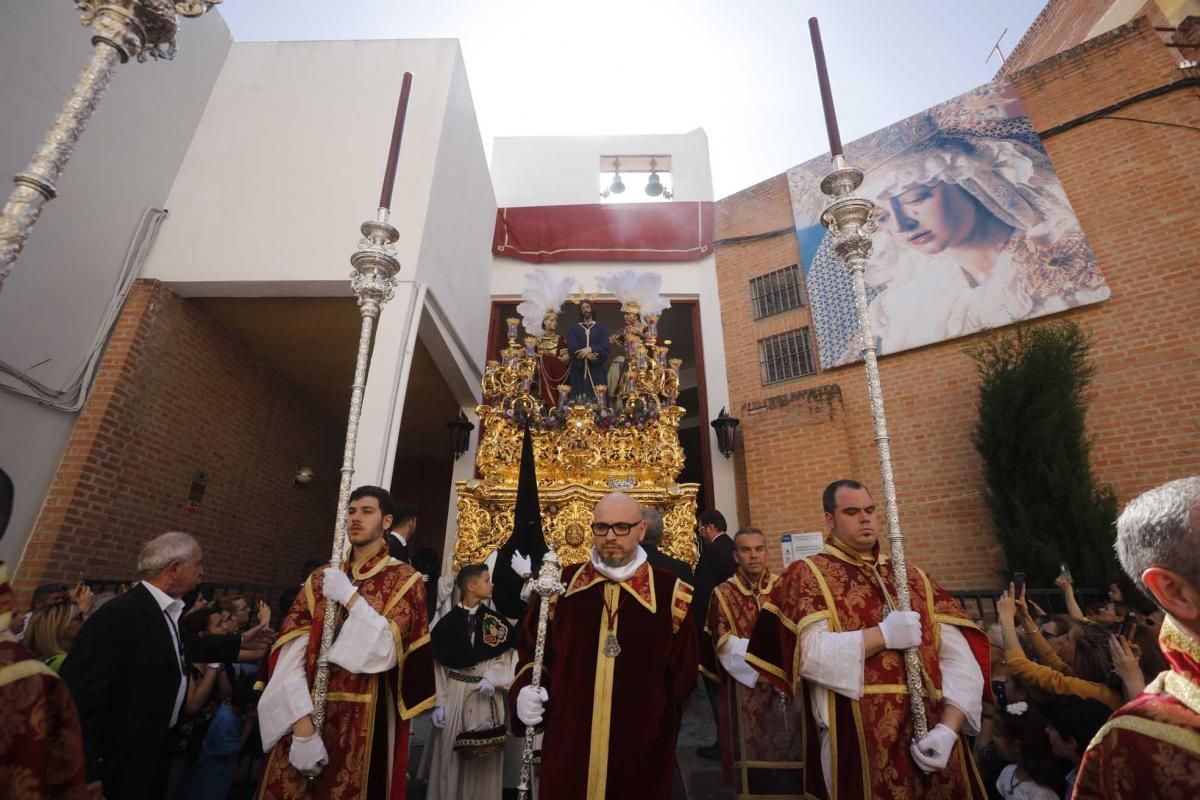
top-left (453, 300), bottom-right (699, 571)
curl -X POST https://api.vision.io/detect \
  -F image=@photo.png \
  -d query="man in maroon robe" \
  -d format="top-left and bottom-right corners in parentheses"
top-left (1074, 476), bottom-right (1200, 798)
top-left (0, 561), bottom-right (90, 799)
top-left (747, 480), bottom-right (990, 799)
top-left (701, 527), bottom-right (804, 797)
top-left (511, 492), bottom-right (698, 800)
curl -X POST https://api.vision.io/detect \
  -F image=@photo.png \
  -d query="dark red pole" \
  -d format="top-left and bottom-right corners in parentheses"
top-left (808, 18), bottom-right (843, 158)
top-left (378, 72), bottom-right (413, 211)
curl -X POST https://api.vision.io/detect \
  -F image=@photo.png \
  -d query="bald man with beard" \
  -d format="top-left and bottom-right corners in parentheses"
top-left (510, 492), bottom-right (699, 800)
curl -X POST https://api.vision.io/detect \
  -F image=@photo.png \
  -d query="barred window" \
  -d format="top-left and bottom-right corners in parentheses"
top-left (749, 264), bottom-right (803, 319)
top-left (758, 328), bottom-right (816, 385)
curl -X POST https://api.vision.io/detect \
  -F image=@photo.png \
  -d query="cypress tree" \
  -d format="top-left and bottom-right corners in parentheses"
top-left (967, 321), bottom-right (1118, 588)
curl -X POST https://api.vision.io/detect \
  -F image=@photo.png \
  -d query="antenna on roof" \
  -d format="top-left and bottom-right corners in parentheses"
top-left (986, 27), bottom-right (1009, 65)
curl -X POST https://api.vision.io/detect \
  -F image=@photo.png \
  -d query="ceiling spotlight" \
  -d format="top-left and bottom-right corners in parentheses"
top-left (645, 158), bottom-right (663, 197)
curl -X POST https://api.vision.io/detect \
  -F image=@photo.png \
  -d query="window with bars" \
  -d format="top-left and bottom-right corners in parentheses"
top-left (749, 264), bottom-right (803, 319)
top-left (758, 328), bottom-right (816, 385)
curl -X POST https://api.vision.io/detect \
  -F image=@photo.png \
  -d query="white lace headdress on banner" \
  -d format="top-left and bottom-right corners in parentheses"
top-left (595, 269), bottom-right (671, 318)
top-left (516, 269), bottom-right (576, 336)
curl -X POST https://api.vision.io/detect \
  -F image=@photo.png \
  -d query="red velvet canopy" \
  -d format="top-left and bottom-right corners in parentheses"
top-left (493, 201), bottom-right (715, 263)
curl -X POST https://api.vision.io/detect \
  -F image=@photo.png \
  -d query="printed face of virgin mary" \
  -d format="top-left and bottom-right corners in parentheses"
top-left (876, 181), bottom-right (985, 256)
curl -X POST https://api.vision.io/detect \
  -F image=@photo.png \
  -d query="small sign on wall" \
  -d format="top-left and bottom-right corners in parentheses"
top-left (781, 532), bottom-right (824, 567)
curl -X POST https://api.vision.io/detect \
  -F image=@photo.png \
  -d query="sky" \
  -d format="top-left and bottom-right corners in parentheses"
top-left (218, 0), bottom-right (1048, 199)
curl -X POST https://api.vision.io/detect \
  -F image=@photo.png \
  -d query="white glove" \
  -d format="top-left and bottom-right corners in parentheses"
top-left (477, 676), bottom-right (496, 698)
top-left (288, 732), bottom-right (329, 777)
top-left (322, 568), bottom-right (357, 607)
top-left (879, 610), bottom-right (922, 650)
top-left (431, 706), bottom-right (447, 728)
top-left (511, 551), bottom-right (532, 579)
top-left (909, 723), bottom-right (958, 772)
top-left (517, 685), bottom-right (548, 726)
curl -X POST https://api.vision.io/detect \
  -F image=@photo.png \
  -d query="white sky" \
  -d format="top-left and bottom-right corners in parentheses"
top-left (218, 0), bottom-right (1047, 199)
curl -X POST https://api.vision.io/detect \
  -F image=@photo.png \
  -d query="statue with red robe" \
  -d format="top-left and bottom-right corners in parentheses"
top-left (0, 561), bottom-right (89, 799)
top-left (510, 492), bottom-right (698, 800)
top-left (256, 540), bottom-right (436, 799)
top-left (701, 528), bottom-right (804, 798)
top-left (746, 481), bottom-right (990, 799)
top-left (534, 310), bottom-right (569, 409)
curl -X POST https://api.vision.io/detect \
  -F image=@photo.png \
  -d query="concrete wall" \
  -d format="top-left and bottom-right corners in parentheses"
top-left (487, 131), bottom-right (739, 529)
top-left (0, 3), bottom-right (231, 567)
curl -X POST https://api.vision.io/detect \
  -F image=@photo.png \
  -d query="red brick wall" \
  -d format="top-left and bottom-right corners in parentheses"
top-left (14, 280), bottom-right (344, 602)
top-left (716, 19), bottom-right (1200, 586)
top-left (999, 0), bottom-right (1168, 76)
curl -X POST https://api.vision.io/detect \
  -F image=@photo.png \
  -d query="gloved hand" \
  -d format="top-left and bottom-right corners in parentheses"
top-left (511, 551), bottom-right (532, 579)
top-left (322, 568), bottom-right (357, 607)
top-left (477, 676), bottom-right (496, 698)
top-left (288, 732), bottom-right (329, 777)
top-left (431, 706), bottom-right (447, 729)
top-left (517, 685), bottom-right (548, 726)
top-left (909, 723), bottom-right (958, 772)
top-left (879, 610), bottom-right (922, 650)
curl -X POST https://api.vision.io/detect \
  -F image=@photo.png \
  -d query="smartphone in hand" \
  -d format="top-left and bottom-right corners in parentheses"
top-left (1058, 562), bottom-right (1073, 582)
top-left (1013, 572), bottom-right (1026, 597)
top-left (1119, 613), bottom-right (1137, 640)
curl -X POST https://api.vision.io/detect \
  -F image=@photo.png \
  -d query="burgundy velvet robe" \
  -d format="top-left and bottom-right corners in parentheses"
top-left (511, 560), bottom-right (698, 800)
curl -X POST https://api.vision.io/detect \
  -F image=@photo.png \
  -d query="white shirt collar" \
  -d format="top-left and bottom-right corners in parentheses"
top-left (390, 531), bottom-right (407, 547)
top-left (590, 545), bottom-right (648, 582)
top-left (460, 601), bottom-right (480, 614)
top-left (141, 580), bottom-right (183, 618)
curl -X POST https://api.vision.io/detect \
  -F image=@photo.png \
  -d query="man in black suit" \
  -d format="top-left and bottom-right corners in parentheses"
top-left (641, 507), bottom-right (694, 583)
top-left (61, 532), bottom-right (245, 799)
top-left (691, 508), bottom-right (735, 760)
top-left (386, 498), bottom-right (416, 563)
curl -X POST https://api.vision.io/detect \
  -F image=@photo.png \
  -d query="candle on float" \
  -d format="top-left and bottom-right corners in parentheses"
top-left (807, 18), bottom-right (843, 158)
top-left (379, 72), bottom-right (414, 211)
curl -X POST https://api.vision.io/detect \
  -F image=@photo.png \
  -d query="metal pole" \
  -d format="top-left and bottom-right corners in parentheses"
top-left (310, 209), bottom-right (401, 739)
top-left (819, 157), bottom-right (929, 739)
top-left (0, 1), bottom-right (223, 292)
top-left (518, 550), bottom-right (564, 800)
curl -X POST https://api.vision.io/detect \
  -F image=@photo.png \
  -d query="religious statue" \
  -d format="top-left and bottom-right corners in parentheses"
top-left (535, 309), bottom-right (569, 408)
top-left (606, 305), bottom-right (645, 403)
top-left (565, 300), bottom-right (609, 403)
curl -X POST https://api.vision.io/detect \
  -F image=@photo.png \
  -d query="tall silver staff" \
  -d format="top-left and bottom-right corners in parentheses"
top-left (0, 1), bottom-right (224, 293)
top-left (308, 73), bottom-right (414, 780)
top-left (808, 18), bottom-right (929, 740)
top-left (518, 550), bottom-right (564, 800)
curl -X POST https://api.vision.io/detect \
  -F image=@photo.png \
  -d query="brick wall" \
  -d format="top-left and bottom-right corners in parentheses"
top-left (999, 0), bottom-right (1168, 76)
top-left (14, 280), bottom-right (344, 602)
top-left (715, 18), bottom-right (1200, 586)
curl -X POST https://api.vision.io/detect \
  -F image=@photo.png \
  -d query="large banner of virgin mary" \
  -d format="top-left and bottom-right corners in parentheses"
top-left (788, 80), bottom-right (1109, 369)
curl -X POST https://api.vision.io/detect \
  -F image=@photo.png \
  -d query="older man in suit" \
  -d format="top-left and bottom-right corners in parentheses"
top-left (62, 532), bottom-right (250, 799)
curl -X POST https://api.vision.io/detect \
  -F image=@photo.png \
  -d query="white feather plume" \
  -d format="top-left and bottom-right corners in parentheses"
top-left (596, 269), bottom-right (671, 318)
top-left (516, 269), bottom-right (576, 336)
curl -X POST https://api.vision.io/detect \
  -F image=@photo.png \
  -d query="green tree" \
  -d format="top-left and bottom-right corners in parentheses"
top-left (968, 321), bottom-right (1118, 588)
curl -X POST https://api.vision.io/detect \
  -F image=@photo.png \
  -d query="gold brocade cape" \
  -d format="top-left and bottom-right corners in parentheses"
top-left (702, 569), bottom-right (806, 797)
top-left (1074, 616), bottom-right (1200, 798)
top-left (510, 559), bottom-right (698, 800)
top-left (257, 543), bottom-right (436, 800)
top-left (746, 540), bottom-right (991, 800)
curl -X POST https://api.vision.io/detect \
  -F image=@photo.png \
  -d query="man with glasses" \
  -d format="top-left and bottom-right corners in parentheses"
top-left (511, 492), bottom-right (699, 799)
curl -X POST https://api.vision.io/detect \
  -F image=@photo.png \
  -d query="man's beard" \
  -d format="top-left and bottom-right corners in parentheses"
top-left (599, 549), bottom-right (635, 568)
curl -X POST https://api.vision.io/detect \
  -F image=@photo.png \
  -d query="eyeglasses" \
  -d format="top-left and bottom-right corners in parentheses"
top-left (591, 520), bottom-right (642, 537)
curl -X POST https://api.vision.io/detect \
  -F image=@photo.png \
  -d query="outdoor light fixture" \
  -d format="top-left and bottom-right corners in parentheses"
top-left (711, 407), bottom-right (741, 458)
top-left (609, 157), bottom-right (626, 195)
top-left (293, 465), bottom-right (316, 486)
top-left (448, 411), bottom-right (475, 460)
top-left (645, 158), bottom-right (664, 197)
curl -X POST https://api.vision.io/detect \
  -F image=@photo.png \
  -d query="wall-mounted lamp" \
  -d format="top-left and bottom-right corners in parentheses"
top-left (293, 465), bottom-right (316, 486)
top-left (448, 411), bottom-right (475, 460)
top-left (711, 407), bottom-right (741, 458)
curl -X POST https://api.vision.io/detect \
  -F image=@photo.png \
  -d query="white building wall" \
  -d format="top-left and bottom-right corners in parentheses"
top-left (0, 4), bottom-right (232, 566)
top-left (487, 131), bottom-right (739, 529)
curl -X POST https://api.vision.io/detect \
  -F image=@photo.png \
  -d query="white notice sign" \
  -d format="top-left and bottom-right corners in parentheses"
top-left (781, 532), bottom-right (825, 567)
